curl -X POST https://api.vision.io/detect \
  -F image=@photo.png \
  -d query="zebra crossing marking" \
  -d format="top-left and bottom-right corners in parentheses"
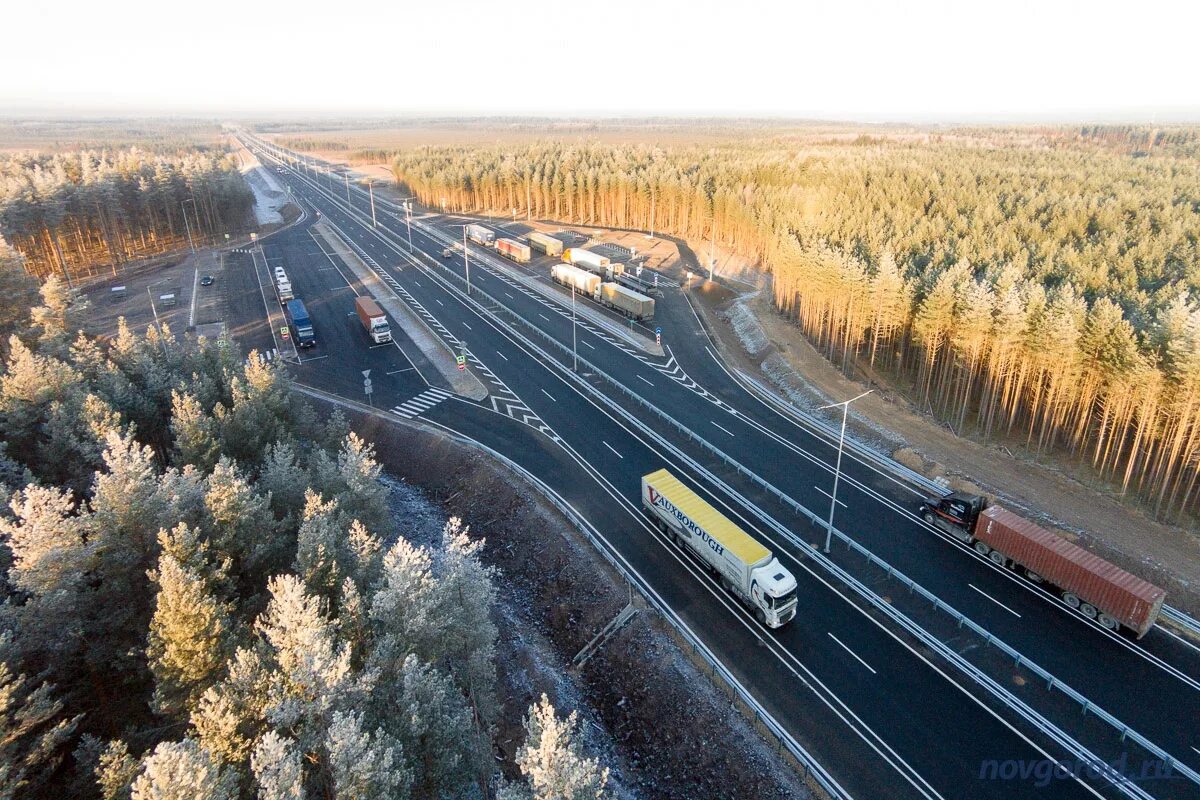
top-left (390, 387), bottom-right (452, 419)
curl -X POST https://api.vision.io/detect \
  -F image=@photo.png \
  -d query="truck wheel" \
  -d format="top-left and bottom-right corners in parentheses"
top-left (720, 576), bottom-right (732, 593)
top-left (1062, 592), bottom-right (1082, 609)
top-left (1024, 568), bottom-right (1044, 583)
top-left (922, 511), bottom-right (936, 525)
top-left (1079, 603), bottom-right (1098, 619)
top-left (973, 541), bottom-right (991, 557)
top-left (1097, 613), bottom-right (1120, 631)
top-left (988, 551), bottom-right (1008, 568)
top-left (754, 608), bottom-right (766, 625)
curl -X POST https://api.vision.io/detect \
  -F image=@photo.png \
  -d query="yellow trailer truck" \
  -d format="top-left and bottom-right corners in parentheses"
top-left (642, 469), bottom-right (798, 627)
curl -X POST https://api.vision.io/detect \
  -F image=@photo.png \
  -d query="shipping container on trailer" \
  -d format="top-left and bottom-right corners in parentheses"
top-left (466, 224), bottom-right (495, 246)
top-left (528, 231), bottom-right (564, 257)
top-left (975, 507), bottom-right (1166, 637)
top-left (354, 296), bottom-right (392, 344)
top-left (496, 238), bottom-right (532, 263)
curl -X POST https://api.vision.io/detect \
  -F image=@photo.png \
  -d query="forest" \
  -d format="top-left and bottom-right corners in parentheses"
top-left (0, 147), bottom-right (255, 283)
top-left (0, 276), bottom-right (607, 799)
top-left (385, 126), bottom-right (1200, 520)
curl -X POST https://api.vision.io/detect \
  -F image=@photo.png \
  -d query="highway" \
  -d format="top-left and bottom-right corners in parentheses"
top-left (236, 134), bottom-right (1200, 800)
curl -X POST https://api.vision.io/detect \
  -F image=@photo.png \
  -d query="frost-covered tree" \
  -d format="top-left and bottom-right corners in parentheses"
top-left (203, 458), bottom-right (280, 582)
top-left (258, 442), bottom-right (309, 524)
top-left (516, 695), bottom-right (608, 800)
top-left (250, 731), bottom-right (304, 800)
top-left (146, 529), bottom-right (235, 718)
top-left (170, 391), bottom-right (221, 472)
top-left (368, 538), bottom-right (441, 666)
top-left (310, 433), bottom-right (389, 536)
top-left (294, 491), bottom-right (348, 602)
top-left (130, 738), bottom-right (236, 800)
top-left (192, 647), bottom-right (270, 766)
top-left (254, 575), bottom-right (354, 750)
top-left (325, 709), bottom-right (411, 800)
top-left (90, 738), bottom-right (140, 800)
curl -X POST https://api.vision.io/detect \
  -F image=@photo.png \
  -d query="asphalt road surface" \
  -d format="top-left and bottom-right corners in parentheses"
top-left (230, 136), bottom-right (1200, 800)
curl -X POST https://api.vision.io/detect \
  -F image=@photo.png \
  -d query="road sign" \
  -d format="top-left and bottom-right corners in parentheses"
top-left (655, 327), bottom-right (662, 335)
top-left (363, 378), bottom-right (373, 395)
top-left (455, 354), bottom-right (466, 372)
top-left (280, 326), bottom-right (289, 339)
top-left (636, 265), bottom-right (643, 277)
top-left (362, 369), bottom-right (372, 379)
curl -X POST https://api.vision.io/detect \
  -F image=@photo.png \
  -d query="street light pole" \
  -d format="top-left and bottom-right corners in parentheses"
top-left (344, 174), bottom-right (351, 208)
top-left (463, 226), bottom-right (470, 295)
top-left (181, 199), bottom-right (197, 254)
top-left (369, 182), bottom-right (377, 227)
top-left (404, 202), bottom-right (413, 252)
top-left (572, 285), bottom-right (578, 372)
top-left (818, 390), bottom-right (873, 553)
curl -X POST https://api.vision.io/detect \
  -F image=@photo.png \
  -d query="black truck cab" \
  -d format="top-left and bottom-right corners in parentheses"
top-left (919, 492), bottom-right (986, 541)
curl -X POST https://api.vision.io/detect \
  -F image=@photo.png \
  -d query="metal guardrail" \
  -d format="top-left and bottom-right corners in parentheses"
top-left (258, 139), bottom-right (1191, 796)
top-left (409, 258), bottom-right (1188, 799)
top-left (288, 380), bottom-right (851, 800)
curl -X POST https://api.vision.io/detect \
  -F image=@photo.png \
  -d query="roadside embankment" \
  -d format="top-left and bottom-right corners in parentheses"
top-left (300, 389), bottom-right (816, 800)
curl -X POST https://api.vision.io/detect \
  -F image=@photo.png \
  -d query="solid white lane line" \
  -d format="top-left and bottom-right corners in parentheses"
top-left (603, 441), bottom-right (624, 459)
top-left (435, 299), bottom-right (444, 306)
top-left (582, 340), bottom-right (596, 349)
top-left (968, 584), bottom-right (1023, 618)
top-left (539, 313), bottom-right (551, 322)
top-left (386, 368), bottom-right (415, 375)
top-left (505, 292), bottom-right (515, 299)
top-left (1192, 746), bottom-right (1200, 757)
top-left (637, 375), bottom-right (655, 387)
top-left (814, 487), bottom-right (847, 508)
top-left (828, 633), bottom-right (877, 675)
top-left (462, 322), bottom-right (472, 330)
top-left (711, 421), bottom-right (736, 436)
top-left (496, 351), bottom-right (509, 361)
top-left (541, 388), bottom-right (556, 402)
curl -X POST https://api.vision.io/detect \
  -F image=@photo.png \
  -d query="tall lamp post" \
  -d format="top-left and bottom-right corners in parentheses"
top-left (368, 181), bottom-right (377, 227)
top-left (571, 285), bottom-right (578, 372)
top-left (403, 202), bottom-right (413, 252)
top-left (818, 390), bottom-right (873, 553)
top-left (181, 198), bottom-right (198, 254)
top-left (463, 226), bottom-right (470, 295)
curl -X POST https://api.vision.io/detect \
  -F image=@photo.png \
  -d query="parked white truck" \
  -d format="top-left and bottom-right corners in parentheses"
top-left (642, 469), bottom-right (798, 628)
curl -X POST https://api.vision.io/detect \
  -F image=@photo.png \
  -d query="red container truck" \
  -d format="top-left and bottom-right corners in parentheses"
top-left (496, 238), bottom-right (532, 263)
top-left (920, 494), bottom-right (1166, 637)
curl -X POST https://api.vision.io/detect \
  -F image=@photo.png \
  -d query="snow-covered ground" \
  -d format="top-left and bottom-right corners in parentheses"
top-left (236, 144), bottom-right (287, 226)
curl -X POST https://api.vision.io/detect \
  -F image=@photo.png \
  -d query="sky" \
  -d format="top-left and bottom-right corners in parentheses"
top-left (1, 0), bottom-right (1197, 121)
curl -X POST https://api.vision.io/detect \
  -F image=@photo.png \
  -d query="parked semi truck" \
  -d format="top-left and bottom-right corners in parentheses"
top-left (466, 224), bottom-right (495, 246)
top-left (551, 264), bottom-right (601, 296)
top-left (496, 238), bottom-right (532, 263)
top-left (285, 298), bottom-right (316, 348)
top-left (921, 494), bottom-right (1166, 636)
top-left (599, 282), bottom-right (654, 320)
top-left (643, 469), bottom-right (798, 628)
top-left (355, 296), bottom-right (392, 344)
top-left (528, 231), bottom-right (564, 257)
top-left (563, 248), bottom-right (609, 271)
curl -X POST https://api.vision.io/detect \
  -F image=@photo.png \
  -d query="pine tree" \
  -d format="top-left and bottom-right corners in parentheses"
top-left (146, 535), bottom-right (235, 718)
top-left (250, 731), bottom-right (304, 800)
top-left (515, 695), bottom-right (608, 800)
top-left (170, 391), bottom-right (221, 472)
top-left (130, 739), bottom-right (236, 800)
top-left (0, 632), bottom-right (79, 800)
top-left (325, 710), bottom-right (411, 800)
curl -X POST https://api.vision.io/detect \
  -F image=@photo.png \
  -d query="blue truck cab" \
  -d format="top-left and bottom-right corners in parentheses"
top-left (286, 299), bottom-right (316, 348)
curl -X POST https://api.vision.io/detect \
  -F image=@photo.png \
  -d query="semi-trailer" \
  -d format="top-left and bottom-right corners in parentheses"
top-left (355, 296), bottom-right (392, 344)
top-left (285, 298), bottom-right (316, 348)
top-left (599, 282), bottom-right (654, 320)
top-left (528, 231), bottom-right (564, 257)
top-left (496, 238), bottom-right (532, 263)
top-left (466, 224), bottom-right (495, 246)
top-left (643, 468), bottom-right (798, 628)
top-left (551, 264), bottom-right (602, 296)
top-left (562, 248), bottom-right (609, 271)
top-left (920, 494), bottom-right (1166, 636)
